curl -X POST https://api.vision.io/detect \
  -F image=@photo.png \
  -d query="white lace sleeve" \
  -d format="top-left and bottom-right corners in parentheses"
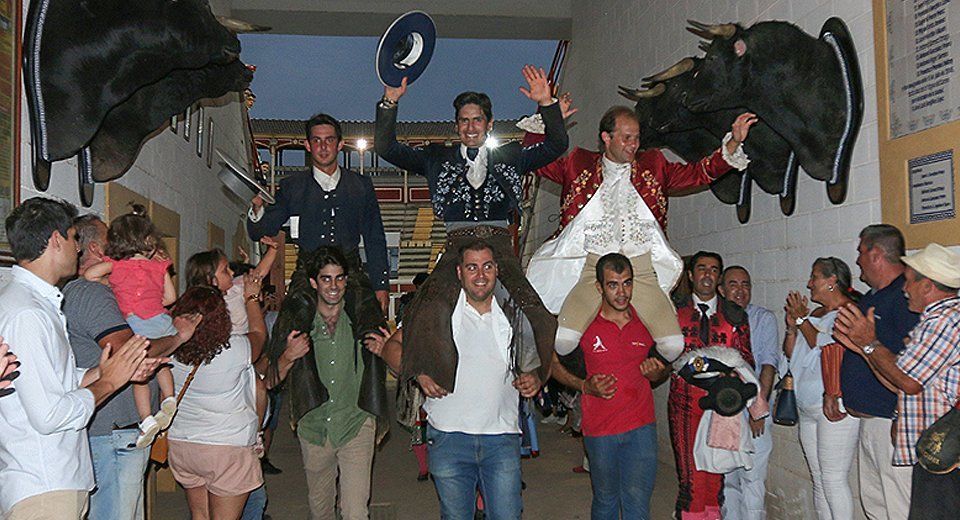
top-left (721, 132), bottom-right (750, 171)
top-left (516, 113), bottom-right (545, 134)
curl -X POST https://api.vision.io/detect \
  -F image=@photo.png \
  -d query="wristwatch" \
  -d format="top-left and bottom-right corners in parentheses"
top-left (862, 342), bottom-right (877, 356)
top-left (794, 314), bottom-right (809, 326)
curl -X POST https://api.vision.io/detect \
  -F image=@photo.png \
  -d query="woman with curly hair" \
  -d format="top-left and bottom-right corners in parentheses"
top-left (165, 249), bottom-right (266, 520)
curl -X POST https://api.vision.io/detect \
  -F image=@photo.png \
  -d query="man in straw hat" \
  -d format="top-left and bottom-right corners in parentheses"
top-left (835, 242), bottom-right (960, 519)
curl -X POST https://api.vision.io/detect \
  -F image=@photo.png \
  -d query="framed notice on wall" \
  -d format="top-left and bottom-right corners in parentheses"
top-left (0, 0), bottom-right (21, 265)
top-left (874, 0), bottom-right (960, 247)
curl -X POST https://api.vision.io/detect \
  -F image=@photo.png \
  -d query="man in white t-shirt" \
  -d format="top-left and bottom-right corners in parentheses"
top-left (366, 240), bottom-right (542, 519)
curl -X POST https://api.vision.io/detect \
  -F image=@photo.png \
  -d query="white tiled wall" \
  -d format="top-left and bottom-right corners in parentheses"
top-left (527, 1), bottom-right (881, 518)
top-left (8, 0), bottom-right (253, 287)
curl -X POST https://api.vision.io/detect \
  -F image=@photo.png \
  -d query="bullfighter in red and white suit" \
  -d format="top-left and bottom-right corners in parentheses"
top-left (524, 105), bottom-right (756, 361)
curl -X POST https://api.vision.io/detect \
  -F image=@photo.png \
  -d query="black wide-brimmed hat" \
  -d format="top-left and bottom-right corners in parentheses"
top-left (376, 11), bottom-right (436, 87)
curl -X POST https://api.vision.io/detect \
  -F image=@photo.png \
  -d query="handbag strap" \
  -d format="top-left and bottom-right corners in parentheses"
top-left (175, 364), bottom-right (201, 405)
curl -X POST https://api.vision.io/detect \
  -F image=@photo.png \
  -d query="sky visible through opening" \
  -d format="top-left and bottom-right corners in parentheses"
top-left (239, 34), bottom-right (559, 123)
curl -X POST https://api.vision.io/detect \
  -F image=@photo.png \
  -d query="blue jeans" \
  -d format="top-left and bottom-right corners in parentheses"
top-left (583, 423), bottom-right (658, 520)
top-left (241, 485), bottom-right (267, 520)
top-left (88, 429), bottom-right (151, 520)
top-left (427, 425), bottom-right (522, 520)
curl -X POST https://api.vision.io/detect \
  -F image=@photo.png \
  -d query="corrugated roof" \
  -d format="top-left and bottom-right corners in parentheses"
top-left (252, 118), bottom-right (524, 141)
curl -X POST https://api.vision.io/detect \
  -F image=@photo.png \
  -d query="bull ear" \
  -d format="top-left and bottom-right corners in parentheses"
top-left (734, 39), bottom-right (747, 57)
top-left (216, 16), bottom-right (271, 33)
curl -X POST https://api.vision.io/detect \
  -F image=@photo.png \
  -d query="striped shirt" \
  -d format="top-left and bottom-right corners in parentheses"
top-left (894, 296), bottom-right (960, 465)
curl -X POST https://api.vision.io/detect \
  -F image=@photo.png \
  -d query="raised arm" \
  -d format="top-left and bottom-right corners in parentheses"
top-left (247, 179), bottom-right (293, 242)
top-left (375, 76), bottom-right (428, 173)
top-left (251, 236), bottom-right (281, 280)
top-left (661, 113), bottom-right (757, 194)
top-left (517, 65), bottom-right (568, 173)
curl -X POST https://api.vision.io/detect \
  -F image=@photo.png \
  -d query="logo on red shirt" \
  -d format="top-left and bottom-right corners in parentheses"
top-left (592, 336), bottom-right (607, 352)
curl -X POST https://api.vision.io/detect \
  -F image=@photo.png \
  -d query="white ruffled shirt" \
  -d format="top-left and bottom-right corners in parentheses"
top-left (526, 156), bottom-right (684, 313)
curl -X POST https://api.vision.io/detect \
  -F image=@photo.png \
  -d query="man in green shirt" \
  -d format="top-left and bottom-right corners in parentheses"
top-left (261, 247), bottom-right (383, 520)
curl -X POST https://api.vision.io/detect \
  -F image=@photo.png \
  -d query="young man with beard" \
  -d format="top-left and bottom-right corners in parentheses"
top-left (648, 251), bottom-right (752, 520)
top-left (717, 266), bottom-right (779, 520)
top-left (260, 247), bottom-right (386, 520)
top-left (365, 240), bottom-right (543, 519)
top-left (548, 253), bottom-right (665, 519)
top-left (374, 66), bottom-right (566, 399)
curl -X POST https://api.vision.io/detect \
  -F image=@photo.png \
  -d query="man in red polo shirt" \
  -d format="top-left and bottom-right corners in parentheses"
top-left (551, 252), bottom-right (664, 519)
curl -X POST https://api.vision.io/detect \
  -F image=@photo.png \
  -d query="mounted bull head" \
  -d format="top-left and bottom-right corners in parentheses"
top-left (622, 57), bottom-right (799, 221)
top-left (682, 18), bottom-right (863, 205)
top-left (23, 0), bottom-right (267, 195)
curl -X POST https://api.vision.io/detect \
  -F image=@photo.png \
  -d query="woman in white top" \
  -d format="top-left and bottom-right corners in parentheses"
top-left (783, 257), bottom-right (860, 520)
top-left (166, 249), bottom-right (266, 520)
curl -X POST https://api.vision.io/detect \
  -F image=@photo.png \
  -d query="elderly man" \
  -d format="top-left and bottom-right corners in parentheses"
top-left (375, 66), bottom-right (567, 396)
top-left (64, 214), bottom-right (199, 520)
top-left (835, 243), bottom-right (960, 519)
top-left (365, 240), bottom-right (543, 519)
top-left (0, 198), bottom-right (159, 520)
top-left (718, 266), bottom-right (779, 520)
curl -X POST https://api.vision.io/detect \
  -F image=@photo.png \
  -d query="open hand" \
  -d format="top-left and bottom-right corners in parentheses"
top-left (730, 112), bottom-right (758, 144)
top-left (834, 304), bottom-right (876, 351)
top-left (519, 65), bottom-right (553, 105)
top-left (558, 92), bottom-right (578, 120)
top-left (362, 327), bottom-right (391, 357)
top-left (101, 335), bottom-right (150, 388)
top-left (173, 313), bottom-right (202, 345)
top-left (0, 339), bottom-right (20, 397)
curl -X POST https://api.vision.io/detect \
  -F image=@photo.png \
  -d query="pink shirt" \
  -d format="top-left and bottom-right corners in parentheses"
top-left (107, 257), bottom-right (171, 319)
top-left (579, 307), bottom-right (655, 437)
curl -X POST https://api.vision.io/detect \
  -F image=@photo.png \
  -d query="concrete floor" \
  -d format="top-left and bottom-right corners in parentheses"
top-left (153, 391), bottom-right (679, 519)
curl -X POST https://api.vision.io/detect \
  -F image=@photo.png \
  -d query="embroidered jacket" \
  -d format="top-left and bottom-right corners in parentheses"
top-left (375, 103), bottom-right (567, 223)
top-left (534, 147), bottom-right (732, 237)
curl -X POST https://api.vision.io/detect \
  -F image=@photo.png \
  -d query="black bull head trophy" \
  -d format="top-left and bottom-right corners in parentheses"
top-left (620, 18), bottom-right (863, 223)
top-left (23, 0), bottom-right (268, 207)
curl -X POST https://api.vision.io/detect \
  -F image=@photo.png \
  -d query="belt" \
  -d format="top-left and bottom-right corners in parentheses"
top-left (447, 225), bottom-right (511, 239)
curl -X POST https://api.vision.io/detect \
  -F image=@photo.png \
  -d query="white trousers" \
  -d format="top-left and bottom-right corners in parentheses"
top-left (857, 416), bottom-right (912, 520)
top-left (722, 415), bottom-right (774, 520)
top-left (798, 405), bottom-right (860, 520)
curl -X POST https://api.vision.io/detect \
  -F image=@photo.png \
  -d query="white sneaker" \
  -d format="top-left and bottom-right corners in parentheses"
top-left (135, 416), bottom-right (161, 449)
top-left (154, 396), bottom-right (178, 430)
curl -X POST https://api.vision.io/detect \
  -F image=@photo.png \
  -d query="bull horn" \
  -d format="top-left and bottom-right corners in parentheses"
top-left (617, 83), bottom-right (665, 101)
top-left (216, 16), bottom-right (271, 33)
top-left (687, 19), bottom-right (737, 39)
top-left (643, 58), bottom-right (696, 83)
